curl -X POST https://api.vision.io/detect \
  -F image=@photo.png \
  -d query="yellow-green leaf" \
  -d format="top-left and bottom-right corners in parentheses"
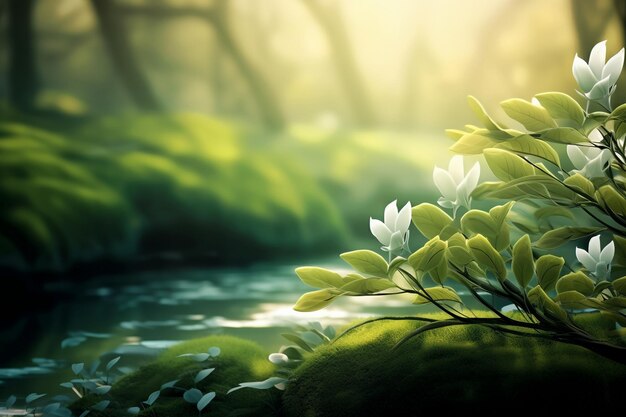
top-left (534, 227), bottom-right (605, 249)
top-left (535, 255), bottom-right (564, 292)
top-left (556, 272), bottom-right (595, 296)
top-left (512, 235), bottom-right (534, 288)
top-left (495, 135), bottom-right (560, 167)
top-left (295, 267), bottom-right (344, 289)
top-left (411, 203), bottom-right (453, 239)
top-left (446, 233), bottom-right (473, 267)
top-left (484, 148), bottom-right (535, 181)
top-left (340, 250), bottom-right (388, 276)
top-left (538, 127), bottom-right (589, 144)
top-left (563, 173), bottom-right (595, 197)
top-left (597, 185), bottom-right (626, 217)
top-left (613, 276), bottom-right (626, 295)
top-left (293, 289), bottom-right (340, 312)
top-left (534, 92), bottom-right (585, 126)
top-left (413, 286), bottom-right (462, 304)
top-left (467, 95), bottom-right (508, 131)
top-left (500, 98), bottom-right (557, 131)
top-left (340, 277), bottom-right (396, 294)
top-left (449, 131), bottom-right (498, 154)
top-left (527, 285), bottom-right (567, 320)
top-left (467, 234), bottom-right (507, 281)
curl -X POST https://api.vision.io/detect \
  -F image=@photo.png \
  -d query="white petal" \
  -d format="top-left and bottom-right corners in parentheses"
top-left (395, 202), bottom-right (412, 234)
top-left (594, 261), bottom-right (610, 280)
top-left (603, 48), bottom-right (624, 85)
top-left (587, 75), bottom-right (612, 100)
top-left (584, 149), bottom-right (611, 177)
top-left (576, 247), bottom-right (597, 271)
top-left (588, 40), bottom-right (607, 79)
top-left (600, 241), bottom-right (615, 264)
top-left (387, 231), bottom-right (404, 253)
top-left (433, 167), bottom-right (457, 200)
top-left (384, 200), bottom-right (398, 229)
top-left (588, 128), bottom-right (604, 144)
top-left (573, 55), bottom-right (598, 92)
top-left (448, 155), bottom-right (465, 184)
top-left (437, 197), bottom-right (454, 209)
top-left (370, 218), bottom-right (391, 246)
top-left (567, 145), bottom-right (589, 170)
top-left (588, 235), bottom-right (602, 259)
top-left (463, 162), bottom-right (481, 195)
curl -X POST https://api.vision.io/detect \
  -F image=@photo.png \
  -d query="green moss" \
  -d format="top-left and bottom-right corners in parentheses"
top-left (74, 335), bottom-right (281, 417)
top-left (283, 313), bottom-right (626, 416)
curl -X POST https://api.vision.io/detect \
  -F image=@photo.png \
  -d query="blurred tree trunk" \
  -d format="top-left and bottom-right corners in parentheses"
top-left (207, 1), bottom-right (285, 130)
top-left (7, 0), bottom-right (39, 112)
top-left (89, 0), bottom-right (161, 111)
top-left (301, 0), bottom-right (377, 126)
top-left (119, 2), bottom-right (285, 130)
top-left (614, 0), bottom-right (626, 43)
top-left (570, 0), bottom-right (613, 57)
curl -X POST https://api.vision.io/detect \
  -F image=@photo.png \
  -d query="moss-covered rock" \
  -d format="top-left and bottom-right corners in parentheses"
top-left (74, 335), bottom-right (281, 417)
top-left (283, 314), bottom-right (626, 416)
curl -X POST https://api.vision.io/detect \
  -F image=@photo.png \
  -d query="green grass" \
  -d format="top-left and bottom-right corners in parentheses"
top-left (282, 313), bottom-right (626, 416)
top-left (74, 335), bottom-right (281, 417)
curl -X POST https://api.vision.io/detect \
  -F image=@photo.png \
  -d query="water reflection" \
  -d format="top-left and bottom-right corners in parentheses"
top-left (1, 262), bottom-right (424, 397)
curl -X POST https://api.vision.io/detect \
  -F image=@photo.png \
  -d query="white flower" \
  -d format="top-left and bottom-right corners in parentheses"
top-left (576, 235), bottom-right (614, 281)
top-left (433, 155), bottom-right (480, 216)
top-left (566, 142), bottom-right (612, 178)
top-left (573, 40), bottom-right (624, 108)
top-left (370, 200), bottom-right (411, 255)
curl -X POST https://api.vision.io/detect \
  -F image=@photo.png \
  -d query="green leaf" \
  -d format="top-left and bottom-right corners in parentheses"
top-left (446, 233), bottom-right (474, 267)
top-left (534, 227), bottom-right (605, 249)
top-left (563, 173), bottom-right (595, 197)
top-left (555, 272), bottom-right (595, 296)
top-left (533, 206), bottom-right (575, 223)
top-left (449, 131), bottom-right (498, 154)
top-left (512, 235), bottom-right (534, 288)
top-left (527, 285), bottom-right (567, 320)
top-left (484, 148), bottom-right (535, 181)
top-left (467, 95), bottom-right (507, 131)
top-left (467, 234), bottom-right (507, 281)
top-left (408, 237), bottom-right (447, 273)
top-left (555, 290), bottom-right (588, 309)
top-left (293, 289), bottom-right (340, 312)
top-left (500, 98), bottom-right (557, 131)
top-left (280, 333), bottom-right (314, 352)
top-left (429, 254), bottom-right (449, 284)
top-left (340, 277), bottom-right (396, 294)
top-left (460, 203), bottom-right (512, 251)
top-left (413, 286), bottom-right (462, 304)
top-left (597, 185), bottom-right (626, 217)
top-left (387, 256), bottom-right (407, 276)
top-left (340, 250), bottom-right (388, 276)
top-left (538, 127), bottom-right (588, 144)
top-left (495, 135), bottom-right (560, 166)
top-left (445, 129), bottom-right (467, 140)
top-left (489, 201), bottom-right (515, 225)
top-left (535, 255), bottom-right (564, 291)
top-left (411, 203), bottom-right (453, 239)
top-left (613, 235), bottom-right (626, 266)
top-left (534, 92), bottom-right (585, 127)
top-left (613, 276), bottom-right (626, 295)
top-left (295, 267), bottom-right (344, 289)
top-left (610, 102), bottom-right (626, 122)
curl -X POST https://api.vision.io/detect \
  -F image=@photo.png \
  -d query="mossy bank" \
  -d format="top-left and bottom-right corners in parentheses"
top-left (75, 315), bottom-right (626, 417)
